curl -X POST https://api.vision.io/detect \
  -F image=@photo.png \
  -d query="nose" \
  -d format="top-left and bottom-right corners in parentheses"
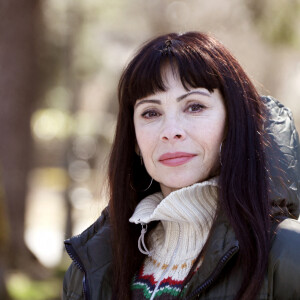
top-left (159, 118), bottom-right (186, 142)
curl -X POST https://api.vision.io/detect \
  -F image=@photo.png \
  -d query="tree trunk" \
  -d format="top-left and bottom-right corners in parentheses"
top-left (0, 0), bottom-right (45, 277)
top-left (0, 171), bottom-right (10, 299)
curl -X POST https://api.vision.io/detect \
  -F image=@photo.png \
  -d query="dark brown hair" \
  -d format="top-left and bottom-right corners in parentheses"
top-left (108, 32), bottom-right (270, 299)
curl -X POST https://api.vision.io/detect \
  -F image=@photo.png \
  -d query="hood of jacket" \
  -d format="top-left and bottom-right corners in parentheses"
top-left (263, 96), bottom-right (300, 218)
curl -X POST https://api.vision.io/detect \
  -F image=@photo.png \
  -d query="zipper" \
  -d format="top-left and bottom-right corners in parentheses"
top-left (185, 241), bottom-right (239, 300)
top-left (138, 223), bottom-right (153, 256)
top-left (65, 242), bottom-right (90, 300)
top-left (150, 224), bottom-right (182, 300)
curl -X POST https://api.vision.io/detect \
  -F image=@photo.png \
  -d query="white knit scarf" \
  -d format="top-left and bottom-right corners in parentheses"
top-left (129, 177), bottom-right (219, 298)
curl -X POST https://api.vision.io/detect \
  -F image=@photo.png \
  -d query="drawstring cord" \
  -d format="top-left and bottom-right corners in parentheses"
top-left (138, 223), bottom-right (152, 257)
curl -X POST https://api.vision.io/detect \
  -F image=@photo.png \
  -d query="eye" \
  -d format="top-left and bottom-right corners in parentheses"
top-left (141, 109), bottom-right (161, 119)
top-left (186, 103), bottom-right (205, 113)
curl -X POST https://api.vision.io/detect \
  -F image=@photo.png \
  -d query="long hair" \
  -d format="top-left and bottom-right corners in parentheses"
top-left (108, 32), bottom-right (270, 299)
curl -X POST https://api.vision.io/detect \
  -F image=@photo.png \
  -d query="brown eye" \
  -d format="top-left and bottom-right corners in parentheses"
top-left (187, 103), bottom-right (205, 112)
top-left (142, 110), bottom-right (160, 119)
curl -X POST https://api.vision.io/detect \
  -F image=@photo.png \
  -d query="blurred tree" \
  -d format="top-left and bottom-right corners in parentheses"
top-left (0, 170), bottom-right (10, 299)
top-left (61, 3), bottom-right (84, 238)
top-left (0, 0), bottom-right (48, 277)
top-left (245, 0), bottom-right (300, 47)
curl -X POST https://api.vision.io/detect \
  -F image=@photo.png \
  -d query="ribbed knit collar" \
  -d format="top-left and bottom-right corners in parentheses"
top-left (129, 177), bottom-right (219, 261)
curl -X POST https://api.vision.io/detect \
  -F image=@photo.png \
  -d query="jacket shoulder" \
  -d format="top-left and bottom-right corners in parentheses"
top-left (63, 262), bottom-right (84, 300)
top-left (64, 206), bottom-right (112, 265)
top-left (63, 207), bottom-right (113, 298)
top-left (271, 218), bottom-right (300, 257)
top-left (268, 218), bottom-right (300, 299)
top-left (65, 206), bottom-right (110, 246)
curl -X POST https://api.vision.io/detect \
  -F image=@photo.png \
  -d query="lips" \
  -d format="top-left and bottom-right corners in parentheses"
top-left (158, 152), bottom-right (196, 167)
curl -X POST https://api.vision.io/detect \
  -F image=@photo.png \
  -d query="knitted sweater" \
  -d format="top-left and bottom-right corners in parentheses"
top-left (129, 177), bottom-right (219, 299)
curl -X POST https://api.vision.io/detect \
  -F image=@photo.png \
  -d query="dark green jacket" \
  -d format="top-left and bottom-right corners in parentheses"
top-left (63, 96), bottom-right (300, 299)
top-left (63, 210), bottom-right (300, 300)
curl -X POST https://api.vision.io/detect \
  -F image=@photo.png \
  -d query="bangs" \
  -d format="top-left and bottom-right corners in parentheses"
top-left (122, 35), bottom-right (222, 106)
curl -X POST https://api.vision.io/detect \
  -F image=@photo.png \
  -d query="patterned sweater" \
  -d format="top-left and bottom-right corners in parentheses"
top-left (129, 177), bottom-right (218, 299)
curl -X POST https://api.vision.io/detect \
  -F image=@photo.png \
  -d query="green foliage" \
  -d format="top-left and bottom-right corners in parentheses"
top-left (7, 273), bottom-right (62, 300)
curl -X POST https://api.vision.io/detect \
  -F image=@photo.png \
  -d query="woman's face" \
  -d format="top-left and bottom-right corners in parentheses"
top-left (133, 67), bottom-right (226, 197)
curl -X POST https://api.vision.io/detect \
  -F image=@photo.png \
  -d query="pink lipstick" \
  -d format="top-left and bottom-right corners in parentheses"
top-left (158, 152), bottom-right (196, 167)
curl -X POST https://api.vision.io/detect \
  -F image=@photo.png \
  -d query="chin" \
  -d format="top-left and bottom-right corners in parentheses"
top-left (162, 178), bottom-right (203, 190)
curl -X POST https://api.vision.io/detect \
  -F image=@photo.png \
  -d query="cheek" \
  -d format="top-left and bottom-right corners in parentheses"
top-left (210, 114), bottom-right (226, 142)
top-left (207, 120), bottom-right (226, 167)
top-left (199, 119), bottom-right (225, 156)
top-left (134, 117), bottom-right (147, 153)
top-left (135, 127), bottom-right (155, 157)
top-left (135, 130), bottom-right (157, 176)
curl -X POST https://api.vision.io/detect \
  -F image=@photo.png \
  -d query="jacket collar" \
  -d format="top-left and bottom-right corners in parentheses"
top-left (64, 207), bottom-right (113, 298)
top-left (183, 210), bottom-right (240, 297)
top-left (65, 207), bottom-right (112, 268)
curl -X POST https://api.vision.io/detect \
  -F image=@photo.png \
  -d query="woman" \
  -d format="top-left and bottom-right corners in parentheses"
top-left (63, 32), bottom-right (300, 300)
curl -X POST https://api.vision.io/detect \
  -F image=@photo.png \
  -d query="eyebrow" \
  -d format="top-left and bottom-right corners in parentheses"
top-left (177, 90), bottom-right (211, 101)
top-left (135, 90), bottom-right (211, 108)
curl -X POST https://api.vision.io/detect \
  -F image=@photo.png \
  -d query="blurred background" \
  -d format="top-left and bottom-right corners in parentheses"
top-left (0, 0), bottom-right (299, 299)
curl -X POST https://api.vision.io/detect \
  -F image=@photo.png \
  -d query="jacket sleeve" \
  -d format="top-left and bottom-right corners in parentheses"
top-left (62, 262), bottom-right (85, 300)
top-left (268, 219), bottom-right (300, 299)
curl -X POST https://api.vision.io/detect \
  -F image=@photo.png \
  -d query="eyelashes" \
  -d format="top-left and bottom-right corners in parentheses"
top-left (141, 109), bottom-right (161, 119)
top-left (140, 102), bottom-right (206, 119)
top-left (186, 103), bottom-right (206, 113)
